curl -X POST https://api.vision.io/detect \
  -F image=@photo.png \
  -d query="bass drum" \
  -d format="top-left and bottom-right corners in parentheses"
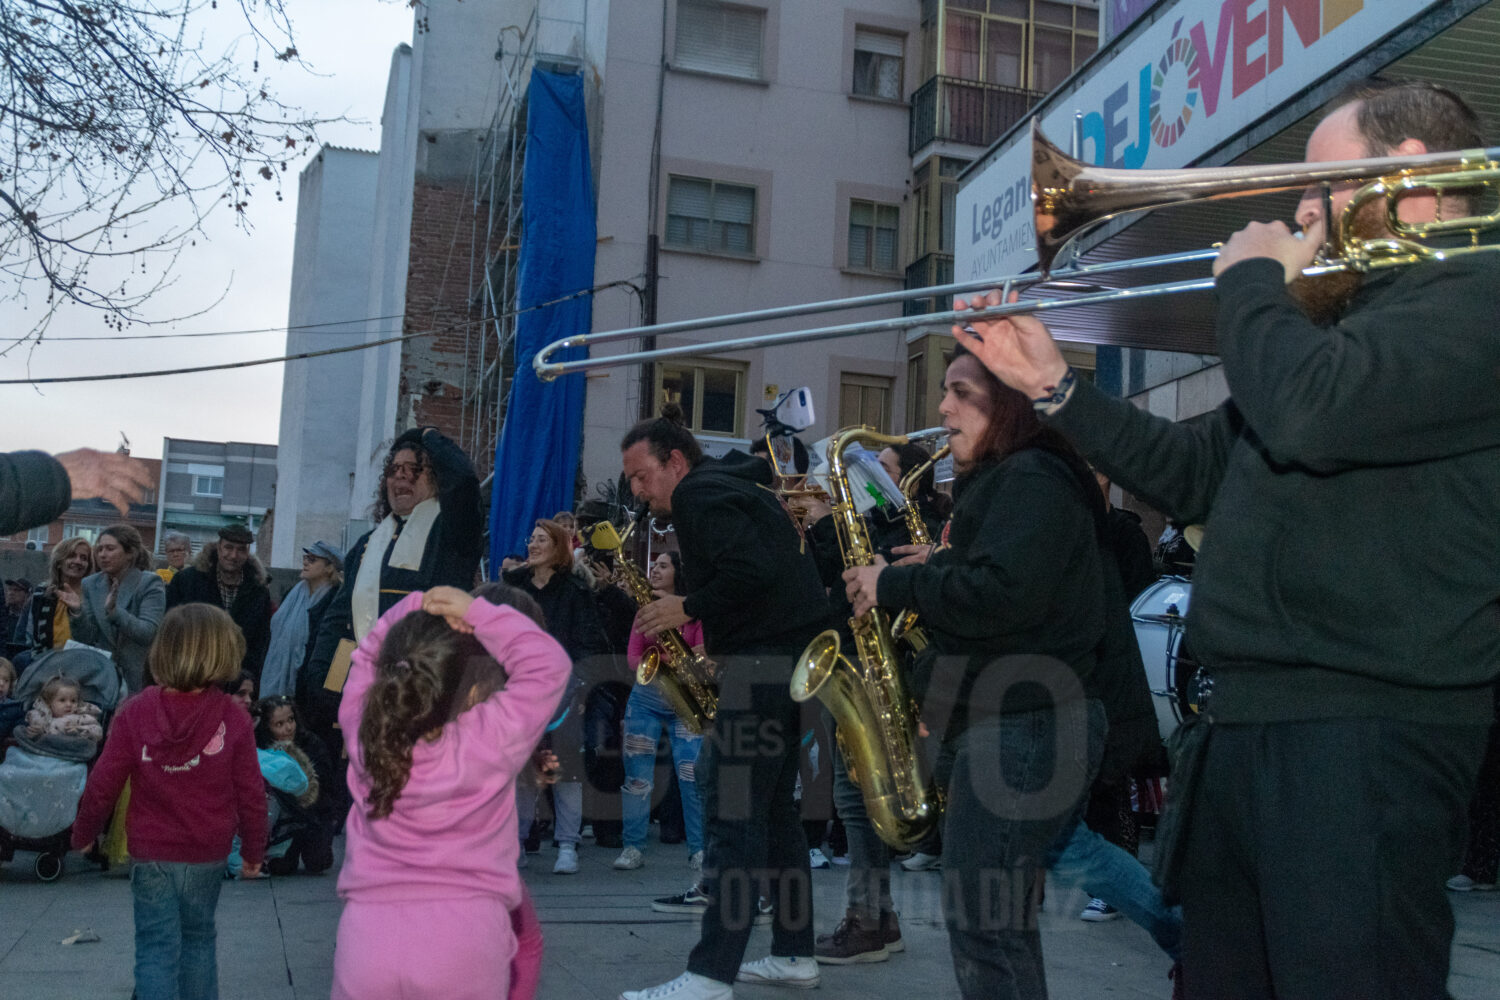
top-left (1130, 577), bottom-right (1202, 740)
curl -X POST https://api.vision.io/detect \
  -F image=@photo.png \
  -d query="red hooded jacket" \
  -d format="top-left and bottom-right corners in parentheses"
top-left (71, 687), bottom-right (268, 866)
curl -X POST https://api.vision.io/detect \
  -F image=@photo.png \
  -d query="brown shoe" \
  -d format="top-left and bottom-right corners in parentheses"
top-left (815, 909), bottom-right (889, 964)
top-left (880, 910), bottom-right (904, 953)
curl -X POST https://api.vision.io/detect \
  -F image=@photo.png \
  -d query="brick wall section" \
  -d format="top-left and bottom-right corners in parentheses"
top-left (400, 179), bottom-right (500, 477)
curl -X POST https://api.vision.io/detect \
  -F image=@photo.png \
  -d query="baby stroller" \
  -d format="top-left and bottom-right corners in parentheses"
top-left (0, 645), bottom-right (124, 881)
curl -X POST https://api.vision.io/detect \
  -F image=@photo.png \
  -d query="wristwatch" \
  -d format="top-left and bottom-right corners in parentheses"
top-left (1031, 367), bottom-right (1078, 414)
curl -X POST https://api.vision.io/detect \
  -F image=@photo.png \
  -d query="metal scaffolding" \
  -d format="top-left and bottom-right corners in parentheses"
top-left (461, 10), bottom-right (538, 488)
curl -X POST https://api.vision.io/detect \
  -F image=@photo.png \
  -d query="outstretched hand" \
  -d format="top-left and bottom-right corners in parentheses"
top-left (950, 291), bottom-right (1069, 400)
top-left (54, 449), bottom-right (156, 518)
top-left (423, 586), bottom-right (475, 633)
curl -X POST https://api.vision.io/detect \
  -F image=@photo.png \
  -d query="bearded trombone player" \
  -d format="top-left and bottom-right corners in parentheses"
top-left (955, 78), bottom-right (1500, 998)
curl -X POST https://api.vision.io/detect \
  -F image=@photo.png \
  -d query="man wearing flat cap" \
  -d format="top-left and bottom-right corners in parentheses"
top-left (166, 523), bottom-right (274, 682)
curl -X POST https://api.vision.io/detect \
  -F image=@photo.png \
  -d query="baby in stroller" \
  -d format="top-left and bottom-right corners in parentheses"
top-left (21, 676), bottom-right (104, 744)
top-left (0, 646), bottom-right (125, 880)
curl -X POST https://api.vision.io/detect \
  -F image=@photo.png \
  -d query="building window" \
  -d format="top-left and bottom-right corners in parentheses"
top-left (26, 525), bottom-right (50, 549)
top-left (674, 0), bottom-right (764, 80)
top-left (666, 176), bottom-right (757, 256)
top-left (848, 200), bottom-right (900, 273)
top-left (937, 0), bottom-right (1097, 92)
top-left (853, 29), bottom-right (904, 101)
top-left (657, 361), bottom-right (748, 437)
top-left (906, 351), bottom-right (928, 431)
top-left (63, 523), bottom-right (100, 544)
top-left (193, 475), bottom-right (224, 498)
top-left (839, 373), bottom-right (894, 434)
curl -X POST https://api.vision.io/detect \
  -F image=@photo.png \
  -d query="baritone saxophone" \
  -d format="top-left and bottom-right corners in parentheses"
top-left (790, 427), bottom-right (941, 850)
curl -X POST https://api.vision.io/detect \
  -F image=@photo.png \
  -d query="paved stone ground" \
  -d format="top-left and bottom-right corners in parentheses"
top-left (3, 833), bottom-right (1499, 999)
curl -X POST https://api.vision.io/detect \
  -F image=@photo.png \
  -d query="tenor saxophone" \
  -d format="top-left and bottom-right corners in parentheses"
top-left (889, 443), bottom-right (950, 652)
top-left (789, 427), bottom-right (941, 850)
top-left (590, 516), bottom-right (717, 734)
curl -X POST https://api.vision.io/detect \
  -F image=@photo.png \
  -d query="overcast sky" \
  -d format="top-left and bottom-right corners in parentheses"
top-left (0, 1), bottom-right (416, 460)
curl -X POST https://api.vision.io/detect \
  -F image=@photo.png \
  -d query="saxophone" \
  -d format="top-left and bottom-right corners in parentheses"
top-left (789, 427), bottom-right (941, 850)
top-left (589, 515), bottom-right (718, 734)
top-left (889, 443), bottom-right (950, 652)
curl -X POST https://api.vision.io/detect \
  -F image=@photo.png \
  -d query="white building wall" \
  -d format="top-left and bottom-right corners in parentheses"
top-left (351, 44), bottom-right (417, 535)
top-left (580, 0), bottom-right (918, 498)
top-left (272, 147), bottom-right (381, 568)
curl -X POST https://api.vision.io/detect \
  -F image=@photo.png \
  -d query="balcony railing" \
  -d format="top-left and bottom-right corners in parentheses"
top-left (904, 252), bottom-right (955, 317)
top-left (910, 76), bottom-right (1043, 156)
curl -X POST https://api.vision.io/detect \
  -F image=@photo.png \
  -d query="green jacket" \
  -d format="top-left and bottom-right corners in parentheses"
top-left (1051, 253), bottom-right (1500, 724)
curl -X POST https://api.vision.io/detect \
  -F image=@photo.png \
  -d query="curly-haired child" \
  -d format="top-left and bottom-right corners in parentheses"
top-left (331, 586), bottom-right (570, 1000)
top-left (71, 604), bottom-right (267, 1000)
top-left (254, 695), bottom-right (337, 875)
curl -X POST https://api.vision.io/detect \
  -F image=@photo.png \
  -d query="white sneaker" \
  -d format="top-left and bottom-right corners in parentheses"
top-left (899, 851), bottom-right (940, 872)
top-left (688, 850), bottom-right (704, 872)
top-left (554, 843), bottom-right (579, 874)
top-left (736, 955), bottom-right (821, 989)
top-left (620, 971), bottom-right (732, 1000)
top-left (614, 846), bottom-right (645, 870)
top-left (808, 847), bottom-right (830, 869)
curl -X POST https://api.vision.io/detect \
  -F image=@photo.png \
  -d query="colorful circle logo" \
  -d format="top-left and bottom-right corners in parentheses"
top-left (1149, 34), bottom-right (1201, 148)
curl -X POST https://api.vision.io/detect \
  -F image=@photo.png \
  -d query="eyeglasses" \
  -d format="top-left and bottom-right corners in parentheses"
top-left (386, 461), bottom-right (424, 479)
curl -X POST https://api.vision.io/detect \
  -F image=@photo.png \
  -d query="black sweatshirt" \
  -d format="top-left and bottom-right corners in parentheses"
top-left (672, 451), bottom-right (832, 657)
top-left (878, 447), bottom-right (1104, 732)
top-left (1050, 253), bottom-right (1500, 725)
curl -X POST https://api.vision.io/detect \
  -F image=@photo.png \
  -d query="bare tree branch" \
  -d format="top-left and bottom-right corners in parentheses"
top-left (0, 0), bottom-right (350, 343)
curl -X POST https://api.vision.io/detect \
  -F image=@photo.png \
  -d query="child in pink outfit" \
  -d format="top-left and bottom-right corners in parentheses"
top-left (331, 587), bottom-right (570, 1000)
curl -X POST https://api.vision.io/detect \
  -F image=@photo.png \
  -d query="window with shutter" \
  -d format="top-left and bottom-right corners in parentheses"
top-left (853, 29), bottom-right (904, 101)
top-left (675, 1), bottom-right (764, 80)
top-left (848, 199), bottom-right (900, 273)
top-left (666, 176), bottom-right (758, 256)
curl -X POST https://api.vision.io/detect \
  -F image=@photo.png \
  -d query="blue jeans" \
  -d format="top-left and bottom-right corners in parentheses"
top-left (621, 683), bottom-right (704, 854)
top-left (941, 699), bottom-right (1105, 1000)
top-left (1046, 817), bottom-right (1182, 959)
top-left (131, 860), bottom-right (225, 1000)
top-left (829, 711), bottom-right (893, 918)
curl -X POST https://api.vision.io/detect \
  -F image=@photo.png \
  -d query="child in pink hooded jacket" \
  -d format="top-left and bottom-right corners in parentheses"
top-left (331, 586), bottom-right (570, 1000)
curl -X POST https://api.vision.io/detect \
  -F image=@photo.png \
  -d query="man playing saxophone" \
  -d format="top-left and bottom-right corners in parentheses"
top-left (953, 79), bottom-right (1500, 1000)
top-left (619, 405), bottom-right (832, 1000)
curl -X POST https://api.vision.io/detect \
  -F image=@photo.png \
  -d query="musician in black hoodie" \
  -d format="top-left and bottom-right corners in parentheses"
top-left (619, 407), bottom-right (831, 1000)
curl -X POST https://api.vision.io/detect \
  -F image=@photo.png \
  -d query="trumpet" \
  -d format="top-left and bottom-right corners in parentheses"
top-left (533, 123), bottom-right (1500, 381)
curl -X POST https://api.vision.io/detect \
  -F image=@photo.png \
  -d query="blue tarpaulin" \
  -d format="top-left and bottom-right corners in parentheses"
top-left (488, 68), bottom-right (595, 573)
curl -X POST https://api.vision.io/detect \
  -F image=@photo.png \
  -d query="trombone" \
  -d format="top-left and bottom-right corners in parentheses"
top-left (534, 121), bottom-right (1500, 382)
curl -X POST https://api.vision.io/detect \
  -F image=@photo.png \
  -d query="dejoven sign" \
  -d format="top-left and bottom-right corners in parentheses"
top-left (956, 0), bottom-right (1443, 281)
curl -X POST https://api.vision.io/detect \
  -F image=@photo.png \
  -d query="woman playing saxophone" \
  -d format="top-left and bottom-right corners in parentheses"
top-left (840, 344), bottom-right (1110, 1000)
